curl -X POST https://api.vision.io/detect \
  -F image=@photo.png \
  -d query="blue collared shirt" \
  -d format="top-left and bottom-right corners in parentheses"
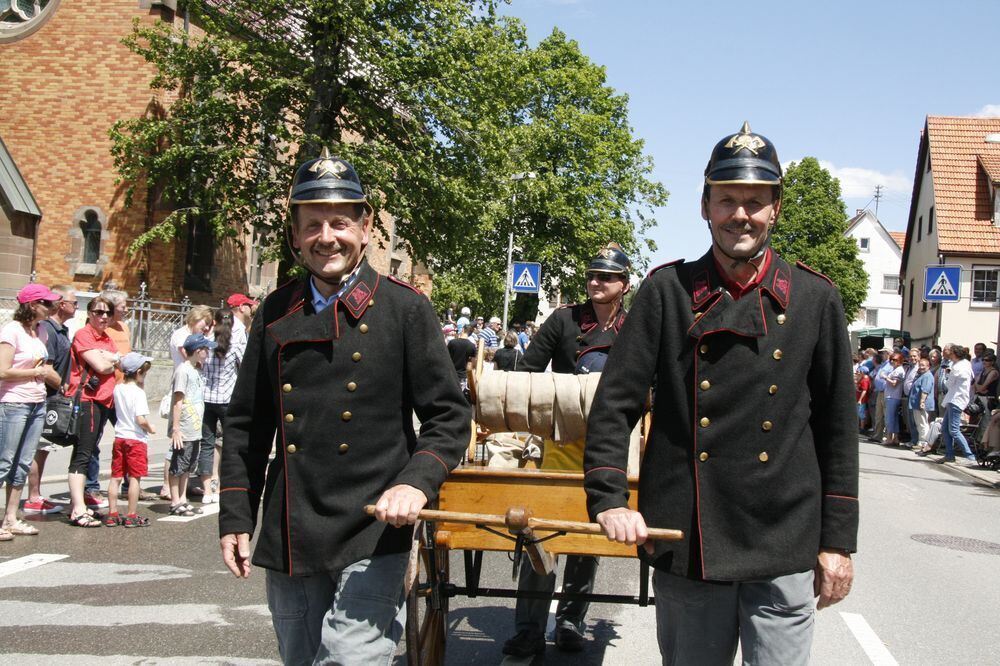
top-left (308, 265), bottom-right (363, 313)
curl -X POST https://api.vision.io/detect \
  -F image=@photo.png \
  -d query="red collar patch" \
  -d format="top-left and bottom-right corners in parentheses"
top-left (692, 271), bottom-right (712, 309)
top-left (768, 265), bottom-right (791, 308)
top-left (342, 281), bottom-right (372, 319)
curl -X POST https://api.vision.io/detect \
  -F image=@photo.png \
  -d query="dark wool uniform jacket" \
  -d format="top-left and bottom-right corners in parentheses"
top-left (219, 260), bottom-right (472, 576)
top-left (521, 301), bottom-right (626, 374)
top-left (584, 250), bottom-right (859, 582)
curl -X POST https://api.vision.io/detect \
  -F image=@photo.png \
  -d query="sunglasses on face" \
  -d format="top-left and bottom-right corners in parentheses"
top-left (90, 310), bottom-right (111, 317)
top-left (37, 300), bottom-right (55, 308)
top-left (587, 272), bottom-right (620, 283)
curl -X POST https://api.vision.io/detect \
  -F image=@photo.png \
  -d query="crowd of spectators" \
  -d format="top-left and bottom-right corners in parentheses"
top-left (0, 284), bottom-right (252, 541)
top-left (855, 338), bottom-right (999, 468)
top-left (441, 304), bottom-right (537, 388)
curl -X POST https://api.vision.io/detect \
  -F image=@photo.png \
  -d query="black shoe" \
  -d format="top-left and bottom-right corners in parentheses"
top-left (554, 625), bottom-right (584, 652)
top-left (502, 629), bottom-right (545, 657)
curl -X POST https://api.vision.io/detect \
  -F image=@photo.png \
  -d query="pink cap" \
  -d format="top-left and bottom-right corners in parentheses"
top-left (16, 283), bottom-right (61, 304)
top-left (227, 293), bottom-right (257, 308)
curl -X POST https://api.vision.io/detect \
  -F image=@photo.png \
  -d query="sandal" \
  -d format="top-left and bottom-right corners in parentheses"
top-left (122, 514), bottom-right (150, 528)
top-left (103, 513), bottom-right (122, 528)
top-left (69, 513), bottom-right (102, 528)
top-left (180, 503), bottom-right (203, 515)
top-left (4, 519), bottom-right (39, 536)
top-left (169, 504), bottom-right (195, 517)
top-left (0, 528), bottom-right (12, 541)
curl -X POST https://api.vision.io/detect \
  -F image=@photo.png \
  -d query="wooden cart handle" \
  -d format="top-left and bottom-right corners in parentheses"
top-left (364, 505), bottom-right (683, 541)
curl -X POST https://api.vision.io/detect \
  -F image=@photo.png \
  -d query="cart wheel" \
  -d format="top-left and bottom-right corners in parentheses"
top-left (406, 520), bottom-right (449, 666)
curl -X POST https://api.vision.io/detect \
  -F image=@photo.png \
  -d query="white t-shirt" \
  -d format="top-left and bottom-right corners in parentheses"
top-left (169, 326), bottom-right (190, 368)
top-left (943, 358), bottom-right (973, 410)
top-left (0, 320), bottom-right (49, 403)
top-left (113, 382), bottom-right (150, 442)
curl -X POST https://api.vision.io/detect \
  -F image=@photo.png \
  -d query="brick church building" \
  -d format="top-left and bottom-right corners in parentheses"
top-left (0, 0), bottom-right (430, 300)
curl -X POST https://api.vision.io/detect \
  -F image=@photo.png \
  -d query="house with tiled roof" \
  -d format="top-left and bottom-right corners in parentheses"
top-left (844, 209), bottom-right (903, 341)
top-left (900, 116), bottom-right (1000, 347)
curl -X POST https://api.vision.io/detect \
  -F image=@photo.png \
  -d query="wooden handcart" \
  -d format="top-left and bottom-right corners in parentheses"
top-left (382, 341), bottom-right (683, 665)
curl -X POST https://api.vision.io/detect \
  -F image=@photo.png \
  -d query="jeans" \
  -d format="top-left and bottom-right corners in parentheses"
top-left (199, 401), bottom-right (228, 476)
top-left (265, 552), bottom-right (408, 666)
top-left (514, 554), bottom-right (598, 635)
top-left (0, 402), bottom-right (46, 487)
top-left (653, 569), bottom-right (816, 666)
top-left (942, 403), bottom-right (975, 460)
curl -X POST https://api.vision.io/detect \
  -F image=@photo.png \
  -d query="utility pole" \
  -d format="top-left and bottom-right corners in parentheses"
top-left (504, 171), bottom-right (537, 328)
top-left (873, 184), bottom-right (883, 218)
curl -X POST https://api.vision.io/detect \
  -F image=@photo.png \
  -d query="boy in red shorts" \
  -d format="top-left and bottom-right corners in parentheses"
top-left (107, 352), bottom-right (156, 527)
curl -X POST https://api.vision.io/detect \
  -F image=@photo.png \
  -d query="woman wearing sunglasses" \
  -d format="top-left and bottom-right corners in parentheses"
top-left (64, 297), bottom-right (121, 527)
top-left (0, 284), bottom-right (63, 541)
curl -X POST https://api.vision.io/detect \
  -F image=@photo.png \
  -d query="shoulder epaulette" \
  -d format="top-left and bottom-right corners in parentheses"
top-left (795, 260), bottom-right (834, 286)
top-left (646, 258), bottom-right (684, 278)
top-left (387, 275), bottom-right (423, 295)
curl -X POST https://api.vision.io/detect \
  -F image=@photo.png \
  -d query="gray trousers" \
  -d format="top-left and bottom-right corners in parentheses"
top-left (653, 569), bottom-right (816, 666)
top-left (514, 554), bottom-right (598, 634)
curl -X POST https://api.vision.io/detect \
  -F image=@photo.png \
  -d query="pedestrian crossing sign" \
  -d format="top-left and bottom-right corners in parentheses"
top-left (923, 265), bottom-right (961, 303)
top-left (511, 261), bottom-right (541, 294)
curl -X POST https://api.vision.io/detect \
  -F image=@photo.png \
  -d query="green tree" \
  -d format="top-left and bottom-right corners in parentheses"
top-left (110, 3), bottom-right (665, 300)
top-left (771, 157), bottom-right (868, 318)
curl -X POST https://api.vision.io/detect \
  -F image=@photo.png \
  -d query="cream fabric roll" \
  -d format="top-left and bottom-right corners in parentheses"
top-left (528, 372), bottom-right (555, 438)
top-left (477, 370), bottom-right (508, 432)
top-left (553, 373), bottom-right (586, 441)
top-left (505, 372), bottom-right (531, 432)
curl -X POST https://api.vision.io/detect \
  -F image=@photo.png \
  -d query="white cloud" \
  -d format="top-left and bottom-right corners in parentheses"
top-left (973, 104), bottom-right (1000, 117)
top-left (782, 159), bottom-right (911, 199)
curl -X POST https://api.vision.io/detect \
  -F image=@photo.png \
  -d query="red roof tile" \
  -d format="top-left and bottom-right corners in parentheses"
top-left (888, 231), bottom-right (906, 251)
top-left (925, 116), bottom-right (1000, 255)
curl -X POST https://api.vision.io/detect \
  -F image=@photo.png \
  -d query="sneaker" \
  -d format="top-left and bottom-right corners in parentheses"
top-left (22, 498), bottom-right (63, 514)
top-left (554, 625), bottom-right (585, 652)
top-left (85, 493), bottom-right (109, 509)
top-left (502, 629), bottom-right (546, 658)
top-left (960, 458), bottom-right (980, 469)
top-left (201, 494), bottom-right (218, 505)
top-left (936, 456), bottom-right (956, 464)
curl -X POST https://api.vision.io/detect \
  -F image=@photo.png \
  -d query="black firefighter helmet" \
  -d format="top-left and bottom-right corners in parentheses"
top-left (704, 121), bottom-right (782, 187)
top-left (287, 148), bottom-right (372, 214)
top-left (587, 242), bottom-right (631, 275)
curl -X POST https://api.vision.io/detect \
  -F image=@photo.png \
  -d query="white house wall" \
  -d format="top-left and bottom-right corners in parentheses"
top-left (937, 256), bottom-right (1000, 348)
top-left (845, 211), bottom-right (902, 331)
top-left (901, 154), bottom-right (940, 344)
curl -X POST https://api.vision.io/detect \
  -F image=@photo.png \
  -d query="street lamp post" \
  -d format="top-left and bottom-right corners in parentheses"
top-left (504, 171), bottom-right (537, 328)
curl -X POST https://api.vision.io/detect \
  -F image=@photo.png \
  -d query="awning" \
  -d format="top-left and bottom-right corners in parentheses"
top-left (854, 327), bottom-right (911, 339)
top-left (0, 135), bottom-right (41, 218)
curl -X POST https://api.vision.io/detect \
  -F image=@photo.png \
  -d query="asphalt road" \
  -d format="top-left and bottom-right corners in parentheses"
top-left (1, 430), bottom-right (998, 665)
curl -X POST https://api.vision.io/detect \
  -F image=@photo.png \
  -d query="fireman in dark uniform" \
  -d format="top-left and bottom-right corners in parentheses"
top-left (584, 123), bottom-right (858, 665)
top-left (218, 150), bottom-right (471, 665)
top-left (502, 243), bottom-right (630, 658)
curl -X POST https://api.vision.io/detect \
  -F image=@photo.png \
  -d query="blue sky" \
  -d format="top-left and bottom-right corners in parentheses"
top-left (500, 0), bottom-right (1000, 267)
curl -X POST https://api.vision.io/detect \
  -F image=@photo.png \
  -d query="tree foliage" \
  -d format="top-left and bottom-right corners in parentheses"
top-left (771, 157), bottom-right (868, 317)
top-left (110, 1), bottom-right (666, 306)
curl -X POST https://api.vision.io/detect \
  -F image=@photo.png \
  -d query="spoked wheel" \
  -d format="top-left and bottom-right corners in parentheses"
top-left (405, 520), bottom-right (449, 665)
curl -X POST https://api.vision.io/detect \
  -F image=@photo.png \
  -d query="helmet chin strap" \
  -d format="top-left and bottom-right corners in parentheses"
top-left (708, 221), bottom-right (774, 271)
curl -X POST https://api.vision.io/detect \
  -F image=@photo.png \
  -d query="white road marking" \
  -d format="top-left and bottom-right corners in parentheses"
top-left (159, 502), bottom-right (220, 522)
top-left (840, 612), bottom-right (899, 666)
top-left (0, 562), bottom-right (190, 588)
top-left (233, 604), bottom-right (272, 618)
top-left (0, 553), bottom-right (67, 579)
top-left (0, 601), bottom-right (230, 627)
top-left (4, 654), bottom-right (279, 665)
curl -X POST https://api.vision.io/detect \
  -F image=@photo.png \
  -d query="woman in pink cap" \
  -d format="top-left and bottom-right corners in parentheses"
top-left (0, 283), bottom-right (62, 541)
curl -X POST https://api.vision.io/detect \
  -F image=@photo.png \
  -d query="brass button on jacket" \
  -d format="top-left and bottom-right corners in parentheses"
top-left (352, 352), bottom-right (362, 362)
top-left (368, 299), bottom-right (375, 307)
top-left (341, 411), bottom-right (352, 421)
top-left (282, 383), bottom-right (292, 393)
top-left (700, 380), bottom-right (711, 390)
top-left (347, 381), bottom-right (357, 392)
top-left (758, 451), bottom-right (769, 462)
top-left (286, 444), bottom-right (297, 454)
top-left (699, 452), bottom-right (709, 462)
top-left (769, 384), bottom-right (778, 395)
top-left (776, 314), bottom-right (786, 324)
top-left (359, 324), bottom-right (369, 334)
top-left (284, 413), bottom-right (294, 423)
top-left (700, 417), bottom-right (710, 427)
top-left (338, 443), bottom-right (349, 454)
top-left (772, 349), bottom-right (783, 360)
top-left (699, 344), bottom-right (709, 355)
top-left (762, 420), bottom-right (773, 431)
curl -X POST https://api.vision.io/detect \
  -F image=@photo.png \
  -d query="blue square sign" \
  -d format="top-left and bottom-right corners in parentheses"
top-left (924, 265), bottom-right (961, 303)
top-left (511, 261), bottom-right (541, 294)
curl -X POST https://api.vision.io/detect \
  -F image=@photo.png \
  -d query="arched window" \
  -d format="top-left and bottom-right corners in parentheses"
top-left (80, 210), bottom-right (101, 264)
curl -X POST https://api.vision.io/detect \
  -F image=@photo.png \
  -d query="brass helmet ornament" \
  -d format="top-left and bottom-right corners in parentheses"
top-left (587, 242), bottom-right (631, 276)
top-left (284, 148), bottom-right (372, 274)
top-left (703, 122), bottom-right (782, 263)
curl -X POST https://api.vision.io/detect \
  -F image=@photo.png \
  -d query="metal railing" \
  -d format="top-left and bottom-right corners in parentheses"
top-left (127, 282), bottom-right (195, 360)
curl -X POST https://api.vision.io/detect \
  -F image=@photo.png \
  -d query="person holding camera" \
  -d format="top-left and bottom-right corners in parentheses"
top-left (65, 296), bottom-right (121, 527)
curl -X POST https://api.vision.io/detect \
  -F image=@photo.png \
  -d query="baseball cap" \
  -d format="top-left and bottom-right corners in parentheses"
top-left (183, 333), bottom-right (218, 354)
top-left (489, 317), bottom-right (501, 324)
top-left (16, 283), bottom-right (61, 304)
top-left (121, 352), bottom-right (154, 374)
top-left (227, 293), bottom-right (257, 308)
